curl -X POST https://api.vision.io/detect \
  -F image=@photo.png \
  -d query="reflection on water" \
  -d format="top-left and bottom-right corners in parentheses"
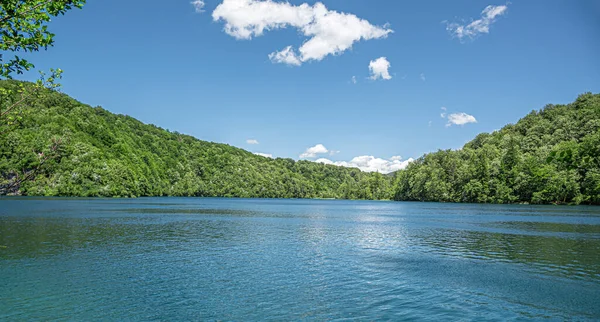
top-left (0, 217), bottom-right (250, 259)
top-left (485, 221), bottom-right (600, 234)
top-left (1, 198), bottom-right (599, 320)
top-left (418, 228), bottom-right (600, 280)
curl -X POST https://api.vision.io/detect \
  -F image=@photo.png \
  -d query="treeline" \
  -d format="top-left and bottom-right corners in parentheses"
top-left (392, 93), bottom-right (600, 205)
top-left (0, 81), bottom-right (392, 199)
top-left (2, 81), bottom-right (599, 204)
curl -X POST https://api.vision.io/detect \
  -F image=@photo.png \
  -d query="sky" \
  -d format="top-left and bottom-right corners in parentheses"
top-left (18, 0), bottom-right (600, 173)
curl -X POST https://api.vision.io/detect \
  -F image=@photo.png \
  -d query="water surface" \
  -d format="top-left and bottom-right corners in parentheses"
top-left (1, 198), bottom-right (599, 320)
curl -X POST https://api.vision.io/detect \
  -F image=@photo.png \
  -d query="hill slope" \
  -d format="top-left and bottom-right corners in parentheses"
top-left (3, 81), bottom-right (599, 204)
top-left (392, 93), bottom-right (600, 204)
top-left (0, 81), bottom-right (392, 199)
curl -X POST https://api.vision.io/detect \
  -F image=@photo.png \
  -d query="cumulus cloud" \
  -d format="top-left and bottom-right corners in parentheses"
top-left (300, 144), bottom-right (329, 158)
top-left (316, 156), bottom-right (414, 174)
top-left (212, 0), bottom-right (393, 65)
top-left (446, 112), bottom-right (477, 126)
top-left (268, 46), bottom-right (302, 66)
top-left (191, 0), bottom-right (206, 13)
top-left (440, 106), bottom-right (447, 118)
top-left (446, 4), bottom-right (508, 41)
top-left (420, 73), bottom-right (426, 81)
top-left (369, 57), bottom-right (392, 80)
top-left (246, 139), bottom-right (259, 144)
top-left (254, 152), bottom-right (273, 158)
top-left (351, 76), bottom-right (357, 84)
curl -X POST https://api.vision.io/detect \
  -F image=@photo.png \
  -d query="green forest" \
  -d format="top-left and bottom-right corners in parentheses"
top-left (0, 80), bottom-right (392, 199)
top-left (1, 80), bottom-right (599, 204)
top-left (393, 92), bottom-right (600, 205)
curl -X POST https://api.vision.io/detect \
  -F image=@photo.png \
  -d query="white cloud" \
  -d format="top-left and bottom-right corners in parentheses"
top-left (420, 73), bottom-right (426, 81)
top-left (254, 152), bottom-right (273, 158)
top-left (440, 106), bottom-right (447, 118)
top-left (316, 155), bottom-right (414, 174)
top-left (351, 76), bottom-right (357, 84)
top-left (246, 139), bottom-right (259, 144)
top-left (300, 144), bottom-right (329, 158)
top-left (268, 46), bottom-right (302, 66)
top-left (446, 112), bottom-right (477, 126)
top-left (446, 4), bottom-right (508, 41)
top-left (191, 0), bottom-right (206, 13)
top-left (212, 0), bottom-right (393, 65)
top-left (329, 150), bottom-right (340, 156)
top-left (369, 57), bottom-right (392, 80)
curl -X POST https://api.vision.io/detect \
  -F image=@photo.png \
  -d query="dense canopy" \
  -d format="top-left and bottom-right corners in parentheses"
top-left (0, 80), bottom-right (392, 199)
top-left (392, 93), bottom-right (600, 205)
top-left (1, 81), bottom-right (599, 204)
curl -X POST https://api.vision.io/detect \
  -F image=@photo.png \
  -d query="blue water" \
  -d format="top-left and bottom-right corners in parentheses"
top-left (1, 198), bottom-right (599, 320)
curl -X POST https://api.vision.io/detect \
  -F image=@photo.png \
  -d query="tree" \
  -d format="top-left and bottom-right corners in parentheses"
top-left (1, 0), bottom-right (86, 126)
top-left (1, 0), bottom-right (86, 78)
top-left (1, 69), bottom-right (61, 132)
top-left (1, 0), bottom-right (85, 194)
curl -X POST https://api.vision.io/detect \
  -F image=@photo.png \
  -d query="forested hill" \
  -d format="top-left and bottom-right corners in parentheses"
top-left (0, 81), bottom-right (392, 198)
top-left (2, 80), bottom-right (599, 204)
top-left (393, 93), bottom-right (600, 205)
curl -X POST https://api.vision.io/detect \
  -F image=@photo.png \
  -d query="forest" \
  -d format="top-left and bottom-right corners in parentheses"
top-left (392, 92), bottom-right (600, 205)
top-left (1, 80), bottom-right (599, 204)
top-left (0, 80), bottom-right (392, 199)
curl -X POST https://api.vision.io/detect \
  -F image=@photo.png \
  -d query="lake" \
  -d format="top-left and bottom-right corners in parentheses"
top-left (1, 198), bottom-right (599, 320)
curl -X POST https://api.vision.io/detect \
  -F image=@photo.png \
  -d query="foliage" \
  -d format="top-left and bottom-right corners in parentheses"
top-left (392, 93), bottom-right (600, 205)
top-left (0, 70), bottom-right (64, 193)
top-left (1, 68), bottom-right (62, 129)
top-left (0, 80), bottom-right (393, 198)
top-left (1, 0), bottom-right (85, 191)
top-left (2, 81), bottom-right (599, 204)
top-left (1, 0), bottom-right (85, 78)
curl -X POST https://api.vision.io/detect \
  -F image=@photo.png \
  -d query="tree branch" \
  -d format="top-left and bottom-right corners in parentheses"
top-left (0, 137), bottom-right (62, 194)
top-left (0, 0), bottom-right (54, 25)
top-left (0, 86), bottom-right (39, 118)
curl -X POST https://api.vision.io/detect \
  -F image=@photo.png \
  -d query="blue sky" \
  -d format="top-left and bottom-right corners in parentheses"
top-left (20, 0), bottom-right (600, 172)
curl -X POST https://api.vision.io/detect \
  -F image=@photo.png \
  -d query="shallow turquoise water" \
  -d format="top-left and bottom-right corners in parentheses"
top-left (1, 198), bottom-right (599, 320)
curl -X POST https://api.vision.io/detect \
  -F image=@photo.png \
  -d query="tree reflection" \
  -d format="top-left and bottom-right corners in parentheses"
top-left (418, 228), bottom-right (600, 280)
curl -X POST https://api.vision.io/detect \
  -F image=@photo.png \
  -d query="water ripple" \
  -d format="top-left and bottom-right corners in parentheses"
top-left (1, 198), bottom-right (599, 320)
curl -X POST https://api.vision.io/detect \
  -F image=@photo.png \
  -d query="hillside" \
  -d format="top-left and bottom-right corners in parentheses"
top-left (2, 81), bottom-right (599, 204)
top-left (392, 93), bottom-right (600, 204)
top-left (0, 81), bottom-right (392, 199)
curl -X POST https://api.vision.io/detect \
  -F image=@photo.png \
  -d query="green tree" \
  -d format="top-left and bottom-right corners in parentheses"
top-left (1, 0), bottom-right (85, 78)
top-left (1, 0), bottom-right (85, 193)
